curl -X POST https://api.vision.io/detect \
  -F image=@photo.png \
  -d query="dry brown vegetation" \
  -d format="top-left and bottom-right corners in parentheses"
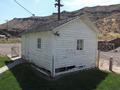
top-left (0, 38), bottom-right (21, 43)
top-left (0, 4), bottom-right (120, 40)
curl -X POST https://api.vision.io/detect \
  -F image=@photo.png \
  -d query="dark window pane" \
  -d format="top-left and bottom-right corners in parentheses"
top-left (37, 38), bottom-right (41, 49)
top-left (77, 39), bottom-right (84, 50)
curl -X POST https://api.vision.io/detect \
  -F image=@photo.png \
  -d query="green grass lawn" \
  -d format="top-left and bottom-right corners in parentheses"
top-left (0, 56), bottom-right (10, 67)
top-left (0, 64), bottom-right (120, 90)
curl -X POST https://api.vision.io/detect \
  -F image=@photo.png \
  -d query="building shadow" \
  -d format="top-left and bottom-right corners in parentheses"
top-left (5, 62), bottom-right (108, 90)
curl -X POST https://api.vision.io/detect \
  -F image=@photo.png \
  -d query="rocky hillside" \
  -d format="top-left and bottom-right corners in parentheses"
top-left (77, 4), bottom-right (120, 32)
top-left (0, 4), bottom-right (120, 39)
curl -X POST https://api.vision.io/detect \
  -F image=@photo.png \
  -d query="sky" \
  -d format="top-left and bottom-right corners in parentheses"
top-left (0, 0), bottom-right (120, 24)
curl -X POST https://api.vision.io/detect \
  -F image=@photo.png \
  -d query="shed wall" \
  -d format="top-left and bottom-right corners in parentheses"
top-left (53, 19), bottom-right (97, 75)
top-left (21, 32), bottom-right (53, 72)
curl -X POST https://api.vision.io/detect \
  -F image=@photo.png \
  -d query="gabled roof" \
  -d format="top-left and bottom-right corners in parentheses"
top-left (23, 14), bottom-right (98, 34)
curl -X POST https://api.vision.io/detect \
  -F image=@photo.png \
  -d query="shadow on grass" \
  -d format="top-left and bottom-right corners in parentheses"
top-left (5, 60), bottom-right (14, 64)
top-left (6, 62), bottom-right (108, 90)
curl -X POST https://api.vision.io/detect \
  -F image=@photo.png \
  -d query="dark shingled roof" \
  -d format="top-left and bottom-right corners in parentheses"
top-left (22, 11), bottom-right (80, 34)
top-left (26, 17), bottom-right (76, 33)
top-left (23, 11), bottom-right (98, 34)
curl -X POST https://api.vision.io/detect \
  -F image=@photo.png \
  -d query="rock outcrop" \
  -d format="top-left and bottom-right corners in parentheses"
top-left (0, 4), bottom-right (120, 39)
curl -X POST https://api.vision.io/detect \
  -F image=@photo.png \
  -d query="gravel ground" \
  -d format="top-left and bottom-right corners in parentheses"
top-left (99, 47), bottom-right (120, 73)
top-left (0, 43), bottom-right (21, 56)
top-left (100, 47), bottom-right (120, 62)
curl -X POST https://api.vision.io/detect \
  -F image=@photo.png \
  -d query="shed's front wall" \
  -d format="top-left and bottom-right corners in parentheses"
top-left (21, 32), bottom-right (53, 72)
top-left (53, 19), bottom-right (97, 75)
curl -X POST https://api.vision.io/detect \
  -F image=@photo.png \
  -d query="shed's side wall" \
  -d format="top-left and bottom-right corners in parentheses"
top-left (21, 32), bottom-right (53, 72)
top-left (53, 19), bottom-right (98, 75)
top-left (21, 34), bottom-right (29, 59)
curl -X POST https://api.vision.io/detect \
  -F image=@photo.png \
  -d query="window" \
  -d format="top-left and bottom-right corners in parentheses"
top-left (37, 38), bottom-right (41, 49)
top-left (77, 39), bottom-right (84, 50)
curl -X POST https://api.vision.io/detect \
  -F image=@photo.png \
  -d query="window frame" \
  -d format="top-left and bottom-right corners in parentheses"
top-left (77, 39), bottom-right (84, 50)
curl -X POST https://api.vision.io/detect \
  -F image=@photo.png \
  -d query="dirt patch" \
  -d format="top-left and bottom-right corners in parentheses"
top-left (0, 43), bottom-right (21, 56)
top-left (99, 47), bottom-right (120, 74)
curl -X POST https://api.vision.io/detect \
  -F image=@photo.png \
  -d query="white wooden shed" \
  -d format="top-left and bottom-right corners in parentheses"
top-left (21, 15), bottom-right (98, 77)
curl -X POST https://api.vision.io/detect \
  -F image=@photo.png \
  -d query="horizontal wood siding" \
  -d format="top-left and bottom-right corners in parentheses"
top-left (22, 32), bottom-right (52, 71)
top-left (54, 19), bottom-right (97, 70)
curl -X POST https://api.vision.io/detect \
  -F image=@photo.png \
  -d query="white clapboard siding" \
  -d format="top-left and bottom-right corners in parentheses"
top-left (22, 32), bottom-right (53, 71)
top-left (53, 19), bottom-right (97, 70)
